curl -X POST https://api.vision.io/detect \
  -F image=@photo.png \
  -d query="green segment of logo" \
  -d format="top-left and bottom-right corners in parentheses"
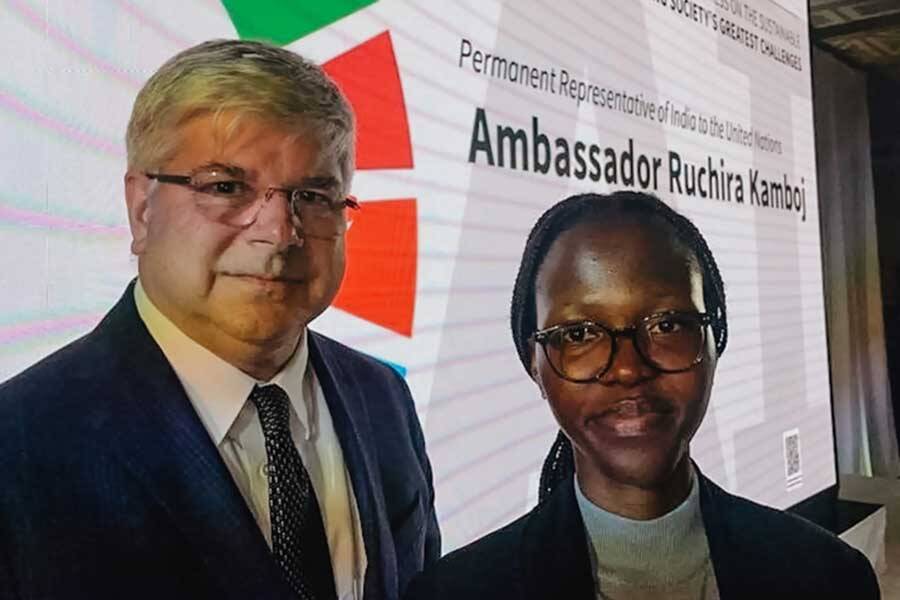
top-left (221, 0), bottom-right (377, 45)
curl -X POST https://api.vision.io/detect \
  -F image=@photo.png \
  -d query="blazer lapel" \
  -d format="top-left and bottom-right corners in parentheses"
top-left (308, 332), bottom-right (394, 600)
top-left (92, 285), bottom-right (295, 599)
top-left (520, 477), bottom-right (596, 600)
top-left (698, 470), bottom-right (751, 599)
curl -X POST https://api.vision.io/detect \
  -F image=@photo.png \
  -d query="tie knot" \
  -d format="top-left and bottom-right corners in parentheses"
top-left (250, 384), bottom-right (292, 434)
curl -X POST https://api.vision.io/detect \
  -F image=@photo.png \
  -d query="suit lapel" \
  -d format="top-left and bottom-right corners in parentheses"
top-left (92, 285), bottom-right (295, 599)
top-left (698, 470), bottom-right (750, 599)
top-left (520, 477), bottom-right (595, 600)
top-left (308, 332), bottom-right (394, 600)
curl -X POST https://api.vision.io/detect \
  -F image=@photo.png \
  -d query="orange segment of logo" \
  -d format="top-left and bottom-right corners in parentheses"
top-left (333, 198), bottom-right (418, 336)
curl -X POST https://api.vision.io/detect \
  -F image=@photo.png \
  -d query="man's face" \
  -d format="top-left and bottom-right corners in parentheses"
top-left (532, 218), bottom-right (717, 490)
top-left (125, 112), bottom-right (347, 353)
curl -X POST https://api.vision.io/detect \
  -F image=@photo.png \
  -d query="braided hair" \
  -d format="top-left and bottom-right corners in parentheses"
top-left (508, 191), bottom-right (729, 504)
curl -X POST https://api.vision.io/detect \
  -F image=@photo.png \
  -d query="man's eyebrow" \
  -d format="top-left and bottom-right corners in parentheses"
top-left (295, 176), bottom-right (339, 189)
top-left (191, 162), bottom-right (247, 177)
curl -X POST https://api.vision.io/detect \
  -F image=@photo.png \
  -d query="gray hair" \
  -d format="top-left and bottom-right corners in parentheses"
top-left (126, 39), bottom-right (355, 192)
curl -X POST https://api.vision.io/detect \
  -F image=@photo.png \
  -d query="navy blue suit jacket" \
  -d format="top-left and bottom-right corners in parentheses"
top-left (0, 283), bottom-right (440, 599)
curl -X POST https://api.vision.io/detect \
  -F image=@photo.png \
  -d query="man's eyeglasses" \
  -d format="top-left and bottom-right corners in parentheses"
top-left (531, 311), bottom-right (712, 383)
top-left (146, 168), bottom-right (359, 238)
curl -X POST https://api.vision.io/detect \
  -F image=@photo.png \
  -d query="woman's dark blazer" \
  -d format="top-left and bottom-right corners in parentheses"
top-left (405, 472), bottom-right (879, 599)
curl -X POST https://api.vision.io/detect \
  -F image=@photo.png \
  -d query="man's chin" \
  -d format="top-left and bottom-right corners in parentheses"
top-left (207, 277), bottom-right (336, 341)
top-left (209, 309), bottom-right (306, 344)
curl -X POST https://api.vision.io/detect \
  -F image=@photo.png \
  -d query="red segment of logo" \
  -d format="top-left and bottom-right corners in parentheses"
top-left (333, 199), bottom-right (417, 336)
top-left (323, 31), bottom-right (413, 169)
top-left (324, 30), bottom-right (417, 336)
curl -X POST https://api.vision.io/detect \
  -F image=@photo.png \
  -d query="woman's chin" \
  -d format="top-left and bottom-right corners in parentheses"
top-left (580, 440), bottom-right (690, 491)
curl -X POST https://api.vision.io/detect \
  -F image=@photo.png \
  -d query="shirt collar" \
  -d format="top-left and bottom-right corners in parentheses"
top-left (134, 279), bottom-right (310, 446)
top-left (574, 465), bottom-right (708, 580)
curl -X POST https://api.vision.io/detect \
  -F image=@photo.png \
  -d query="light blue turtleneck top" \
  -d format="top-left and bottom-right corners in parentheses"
top-left (574, 470), bottom-right (720, 599)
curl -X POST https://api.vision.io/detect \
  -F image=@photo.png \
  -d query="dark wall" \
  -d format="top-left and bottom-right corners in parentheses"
top-left (869, 74), bottom-right (900, 436)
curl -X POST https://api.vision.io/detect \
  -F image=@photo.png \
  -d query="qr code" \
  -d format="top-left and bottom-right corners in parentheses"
top-left (783, 428), bottom-right (802, 489)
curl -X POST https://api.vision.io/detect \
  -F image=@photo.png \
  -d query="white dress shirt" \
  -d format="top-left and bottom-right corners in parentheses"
top-left (135, 281), bottom-right (367, 599)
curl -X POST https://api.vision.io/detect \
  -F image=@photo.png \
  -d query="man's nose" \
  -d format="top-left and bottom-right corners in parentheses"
top-left (249, 188), bottom-right (303, 248)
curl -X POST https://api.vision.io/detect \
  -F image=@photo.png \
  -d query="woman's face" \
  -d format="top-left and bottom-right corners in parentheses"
top-left (532, 217), bottom-right (717, 489)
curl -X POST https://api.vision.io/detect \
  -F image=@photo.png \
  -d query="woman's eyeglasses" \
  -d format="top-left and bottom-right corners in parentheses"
top-left (531, 311), bottom-right (713, 383)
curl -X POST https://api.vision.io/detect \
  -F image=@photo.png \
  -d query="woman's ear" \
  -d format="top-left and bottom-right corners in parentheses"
top-left (529, 341), bottom-right (547, 399)
top-left (528, 340), bottom-right (538, 379)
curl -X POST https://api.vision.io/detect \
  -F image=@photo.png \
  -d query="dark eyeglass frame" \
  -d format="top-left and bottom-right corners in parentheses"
top-left (145, 171), bottom-right (360, 213)
top-left (530, 310), bottom-right (713, 383)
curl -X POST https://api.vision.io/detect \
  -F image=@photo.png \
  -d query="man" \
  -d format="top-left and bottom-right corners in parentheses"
top-left (0, 40), bottom-right (439, 600)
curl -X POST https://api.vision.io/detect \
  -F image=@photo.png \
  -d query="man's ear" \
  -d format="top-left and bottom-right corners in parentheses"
top-left (124, 170), bottom-right (152, 255)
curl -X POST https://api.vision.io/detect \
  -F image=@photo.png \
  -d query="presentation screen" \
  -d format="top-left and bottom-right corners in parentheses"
top-left (0, 0), bottom-right (832, 551)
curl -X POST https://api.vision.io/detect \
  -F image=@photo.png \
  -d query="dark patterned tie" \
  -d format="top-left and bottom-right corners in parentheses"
top-left (250, 384), bottom-right (337, 600)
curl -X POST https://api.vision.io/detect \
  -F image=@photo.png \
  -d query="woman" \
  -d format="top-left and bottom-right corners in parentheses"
top-left (406, 191), bottom-right (878, 599)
